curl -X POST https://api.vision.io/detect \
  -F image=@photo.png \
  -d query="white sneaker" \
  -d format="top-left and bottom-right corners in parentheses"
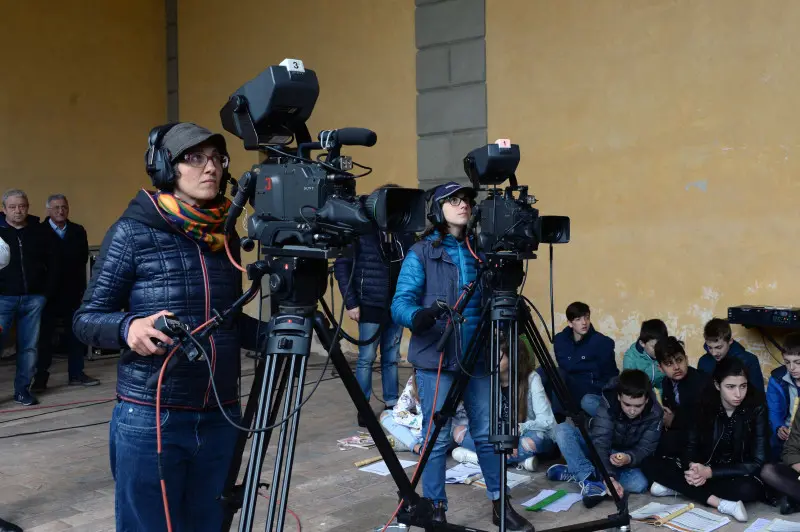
top-left (717, 500), bottom-right (747, 522)
top-left (516, 456), bottom-right (538, 472)
top-left (451, 447), bottom-right (479, 465)
top-left (650, 482), bottom-right (678, 497)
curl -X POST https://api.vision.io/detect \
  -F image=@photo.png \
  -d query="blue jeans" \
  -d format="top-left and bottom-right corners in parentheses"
top-left (109, 401), bottom-right (241, 531)
top-left (380, 410), bottom-right (420, 451)
top-left (0, 295), bottom-right (46, 394)
top-left (553, 422), bottom-right (649, 493)
top-left (357, 321), bottom-right (402, 406)
top-left (416, 367), bottom-right (502, 506)
top-left (461, 429), bottom-right (556, 465)
top-left (581, 394), bottom-right (602, 417)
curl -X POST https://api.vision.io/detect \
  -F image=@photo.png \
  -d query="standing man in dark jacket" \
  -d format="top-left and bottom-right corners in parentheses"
top-left (552, 301), bottom-right (619, 416)
top-left (334, 184), bottom-right (415, 425)
top-left (34, 194), bottom-right (98, 390)
top-left (547, 370), bottom-right (662, 507)
top-left (0, 189), bottom-right (58, 406)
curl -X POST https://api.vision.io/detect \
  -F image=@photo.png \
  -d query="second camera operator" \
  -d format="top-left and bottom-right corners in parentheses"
top-left (333, 183), bottom-right (416, 425)
top-left (391, 182), bottom-right (535, 531)
top-left (73, 123), bottom-right (262, 531)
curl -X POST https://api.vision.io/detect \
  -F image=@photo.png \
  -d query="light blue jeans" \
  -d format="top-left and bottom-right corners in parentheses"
top-left (552, 422), bottom-right (649, 493)
top-left (0, 295), bottom-right (46, 394)
top-left (416, 366), bottom-right (502, 507)
top-left (357, 321), bottom-right (402, 407)
top-left (460, 429), bottom-right (556, 465)
top-left (380, 410), bottom-right (420, 451)
top-left (581, 394), bottom-right (603, 417)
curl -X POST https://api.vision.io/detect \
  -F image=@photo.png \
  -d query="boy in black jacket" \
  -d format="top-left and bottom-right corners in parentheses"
top-left (547, 369), bottom-right (663, 508)
top-left (655, 336), bottom-right (710, 458)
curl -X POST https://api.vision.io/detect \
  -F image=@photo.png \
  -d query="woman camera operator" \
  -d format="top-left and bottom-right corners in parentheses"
top-left (391, 182), bottom-right (534, 531)
top-left (73, 123), bottom-right (259, 531)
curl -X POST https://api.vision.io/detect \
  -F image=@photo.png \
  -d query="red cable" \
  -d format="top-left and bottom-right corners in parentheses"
top-left (157, 317), bottom-right (217, 532)
top-left (380, 290), bottom-right (469, 531)
top-left (0, 397), bottom-right (115, 415)
top-left (225, 236), bottom-right (247, 273)
top-left (257, 490), bottom-right (302, 531)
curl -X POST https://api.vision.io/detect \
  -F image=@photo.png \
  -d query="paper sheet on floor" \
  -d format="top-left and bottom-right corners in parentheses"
top-left (359, 459), bottom-right (418, 476)
top-left (519, 490), bottom-right (582, 512)
top-left (445, 462), bottom-right (483, 484)
top-left (745, 518), bottom-right (772, 532)
top-left (767, 519), bottom-right (800, 532)
top-left (471, 471), bottom-right (530, 490)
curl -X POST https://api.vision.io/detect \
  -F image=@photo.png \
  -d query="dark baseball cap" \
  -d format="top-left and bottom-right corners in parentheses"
top-left (431, 181), bottom-right (476, 204)
top-left (162, 122), bottom-right (228, 162)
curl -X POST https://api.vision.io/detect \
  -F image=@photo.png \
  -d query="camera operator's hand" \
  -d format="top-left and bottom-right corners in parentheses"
top-left (346, 307), bottom-right (360, 322)
top-left (411, 302), bottom-right (445, 334)
top-left (127, 310), bottom-right (175, 356)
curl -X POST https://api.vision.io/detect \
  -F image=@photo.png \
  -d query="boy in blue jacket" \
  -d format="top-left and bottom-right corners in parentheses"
top-left (697, 318), bottom-right (764, 389)
top-left (553, 302), bottom-right (618, 416)
top-left (767, 332), bottom-right (800, 459)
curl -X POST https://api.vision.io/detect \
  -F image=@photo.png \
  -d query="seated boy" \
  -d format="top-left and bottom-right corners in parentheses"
top-left (623, 319), bottom-right (668, 394)
top-left (698, 318), bottom-right (764, 389)
top-left (546, 369), bottom-right (663, 508)
top-left (551, 302), bottom-right (618, 417)
top-left (762, 387), bottom-right (800, 515)
top-left (654, 336), bottom-right (710, 458)
top-left (767, 332), bottom-right (800, 459)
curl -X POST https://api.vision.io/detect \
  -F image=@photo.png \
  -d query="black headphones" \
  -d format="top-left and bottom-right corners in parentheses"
top-left (144, 123), bottom-right (231, 195)
top-left (145, 123), bottom-right (178, 191)
top-left (425, 186), bottom-right (444, 225)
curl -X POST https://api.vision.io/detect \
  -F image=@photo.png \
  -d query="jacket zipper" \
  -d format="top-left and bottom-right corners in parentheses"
top-left (197, 246), bottom-right (216, 408)
top-left (17, 236), bottom-right (28, 294)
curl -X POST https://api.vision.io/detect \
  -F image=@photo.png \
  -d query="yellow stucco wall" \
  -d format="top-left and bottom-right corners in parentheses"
top-left (487, 0), bottom-right (798, 375)
top-left (0, 1), bottom-right (166, 245)
top-left (177, 0), bottom-right (416, 327)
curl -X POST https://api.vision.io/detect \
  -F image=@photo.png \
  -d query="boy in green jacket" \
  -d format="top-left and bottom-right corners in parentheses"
top-left (623, 319), bottom-right (668, 394)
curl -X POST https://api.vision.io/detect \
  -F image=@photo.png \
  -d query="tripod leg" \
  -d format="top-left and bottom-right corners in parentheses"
top-left (238, 355), bottom-right (289, 532)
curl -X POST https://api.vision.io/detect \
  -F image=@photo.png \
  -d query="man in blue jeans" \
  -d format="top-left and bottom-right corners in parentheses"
top-left (334, 188), bottom-right (415, 425)
top-left (0, 189), bottom-right (58, 406)
top-left (547, 369), bottom-right (662, 508)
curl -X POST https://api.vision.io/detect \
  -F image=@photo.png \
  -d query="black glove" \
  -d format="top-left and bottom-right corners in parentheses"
top-left (411, 301), bottom-right (445, 334)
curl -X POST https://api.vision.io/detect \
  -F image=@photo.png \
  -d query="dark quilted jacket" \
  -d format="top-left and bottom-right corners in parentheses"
top-left (590, 377), bottom-right (663, 473)
top-left (73, 190), bottom-right (256, 410)
top-left (333, 232), bottom-right (415, 322)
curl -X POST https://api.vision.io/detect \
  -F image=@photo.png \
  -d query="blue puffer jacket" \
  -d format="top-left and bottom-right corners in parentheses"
top-left (697, 341), bottom-right (764, 390)
top-left (767, 365), bottom-right (800, 458)
top-left (553, 325), bottom-right (618, 403)
top-left (333, 231), bottom-right (415, 320)
top-left (391, 232), bottom-right (482, 371)
top-left (73, 190), bottom-right (259, 410)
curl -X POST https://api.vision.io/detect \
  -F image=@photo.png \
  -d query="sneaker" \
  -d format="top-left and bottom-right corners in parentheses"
top-left (516, 456), bottom-right (538, 472)
top-left (14, 391), bottom-right (39, 406)
top-left (779, 495), bottom-right (800, 515)
top-left (717, 499), bottom-right (747, 522)
top-left (650, 482), bottom-right (678, 497)
top-left (69, 373), bottom-right (100, 386)
top-left (580, 480), bottom-right (608, 509)
top-left (451, 447), bottom-right (479, 465)
top-left (546, 463), bottom-right (577, 483)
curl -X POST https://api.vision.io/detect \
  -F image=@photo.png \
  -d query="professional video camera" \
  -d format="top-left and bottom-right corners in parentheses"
top-left (463, 140), bottom-right (571, 257)
top-left (220, 58), bottom-right (426, 255)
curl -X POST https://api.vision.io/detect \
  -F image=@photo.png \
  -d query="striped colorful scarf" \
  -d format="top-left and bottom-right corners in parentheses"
top-left (155, 193), bottom-right (231, 252)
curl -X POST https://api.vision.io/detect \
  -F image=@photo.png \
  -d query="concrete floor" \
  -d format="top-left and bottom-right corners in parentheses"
top-left (0, 352), bottom-right (787, 531)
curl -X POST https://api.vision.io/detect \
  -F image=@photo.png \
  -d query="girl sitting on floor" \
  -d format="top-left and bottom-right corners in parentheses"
top-left (380, 374), bottom-right (423, 454)
top-left (451, 336), bottom-right (557, 472)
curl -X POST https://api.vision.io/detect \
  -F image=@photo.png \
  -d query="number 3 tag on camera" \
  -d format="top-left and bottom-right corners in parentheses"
top-left (280, 58), bottom-right (305, 73)
top-left (495, 138), bottom-right (511, 149)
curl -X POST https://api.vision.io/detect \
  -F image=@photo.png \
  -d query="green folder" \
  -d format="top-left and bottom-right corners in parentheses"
top-left (525, 490), bottom-right (568, 511)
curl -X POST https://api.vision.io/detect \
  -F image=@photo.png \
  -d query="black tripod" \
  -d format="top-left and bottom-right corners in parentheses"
top-left (218, 248), bottom-right (630, 532)
top-left (393, 254), bottom-right (630, 532)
